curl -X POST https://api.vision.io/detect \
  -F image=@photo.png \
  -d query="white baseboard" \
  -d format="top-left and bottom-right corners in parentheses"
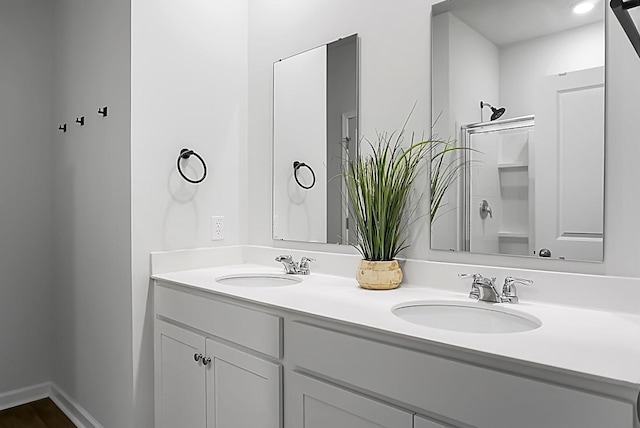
top-left (49, 383), bottom-right (103, 428)
top-left (0, 382), bottom-right (102, 428)
top-left (0, 382), bottom-right (50, 411)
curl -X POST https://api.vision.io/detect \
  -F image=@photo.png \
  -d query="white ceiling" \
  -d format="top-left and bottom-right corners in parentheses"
top-left (432, 0), bottom-right (605, 47)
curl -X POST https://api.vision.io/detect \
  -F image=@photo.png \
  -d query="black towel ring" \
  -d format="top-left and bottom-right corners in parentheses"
top-left (177, 148), bottom-right (207, 184)
top-left (293, 161), bottom-right (316, 190)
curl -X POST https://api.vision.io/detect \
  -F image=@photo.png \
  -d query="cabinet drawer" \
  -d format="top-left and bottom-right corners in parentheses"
top-left (155, 283), bottom-right (282, 358)
top-left (289, 371), bottom-right (413, 428)
top-left (290, 322), bottom-right (634, 428)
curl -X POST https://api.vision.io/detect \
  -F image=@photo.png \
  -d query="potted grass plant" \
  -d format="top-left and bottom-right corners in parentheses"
top-left (343, 126), bottom-right (429, 290)
top-left (343, 125), bottom-right (466, 290)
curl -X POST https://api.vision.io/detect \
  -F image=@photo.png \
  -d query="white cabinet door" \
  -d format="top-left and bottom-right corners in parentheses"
top-left (414, 414), bottom-right (452, 428)
top-left (155, 320), bottom-right (207, 428)
top-left (206, 339), bottom-right (281, 428)
top-left (289, 372), bottom-right (413, 428)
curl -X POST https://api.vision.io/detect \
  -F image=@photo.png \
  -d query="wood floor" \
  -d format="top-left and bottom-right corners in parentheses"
top-left (0, 399), bottom-right (75, 428)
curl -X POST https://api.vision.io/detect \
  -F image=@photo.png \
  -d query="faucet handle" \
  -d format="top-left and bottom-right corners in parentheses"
top-left (458, 273), bottom-right (482, 281)
top-left (458, 273), bottom-right (496, 282)
top-left (458, 273), bottom-right (482, 299)
top-left (275, 254), bottom-right (293, 262)
top-left (504, 276), bottom-right (533, 286)
top-left (298, 257), bottom-right (315, 274)
top-left (501, 276), bottom-right (533, 303)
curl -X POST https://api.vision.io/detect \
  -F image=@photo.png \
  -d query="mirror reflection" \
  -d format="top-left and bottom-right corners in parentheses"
top-left (430, 0), bottom-right (605, 262)
top-left (272, 34), bottom-right (358, 244)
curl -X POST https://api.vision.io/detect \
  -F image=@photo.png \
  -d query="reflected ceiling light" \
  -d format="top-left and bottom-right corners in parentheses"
top-left (572, 1), bottom-right (596, 14)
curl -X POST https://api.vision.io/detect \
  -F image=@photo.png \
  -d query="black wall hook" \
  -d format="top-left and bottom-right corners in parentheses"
top-left (76, 116), bottom-right (85, 126)
top-left (58, 124), bottom-right (67, 133)
top-left (98, 106), bottom-right (108, 117)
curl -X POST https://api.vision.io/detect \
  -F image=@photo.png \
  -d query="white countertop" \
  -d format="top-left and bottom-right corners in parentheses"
top-left (152, 263), bottom-right (640, 388)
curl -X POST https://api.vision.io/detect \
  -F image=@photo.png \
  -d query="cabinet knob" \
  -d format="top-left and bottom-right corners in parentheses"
top-left (202, 356), bottom-right (212, 366)
top-left (193, 353), bottom-right (203, 362)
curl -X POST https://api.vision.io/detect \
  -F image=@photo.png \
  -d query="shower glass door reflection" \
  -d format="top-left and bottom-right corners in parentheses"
top-left (462, 117), bottom-right (535, 256)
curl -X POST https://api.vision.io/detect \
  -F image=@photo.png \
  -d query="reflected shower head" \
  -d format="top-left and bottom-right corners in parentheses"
top-left (491, 106), bottom-right (506, 121)
top-left (480, 101), bottom-right (506, 121)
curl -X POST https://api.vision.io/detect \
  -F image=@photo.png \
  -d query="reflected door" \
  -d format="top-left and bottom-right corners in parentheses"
top-left (534, 67), bottom-right (604, 260)
top-left (340, 113), bottom-right (357, 245)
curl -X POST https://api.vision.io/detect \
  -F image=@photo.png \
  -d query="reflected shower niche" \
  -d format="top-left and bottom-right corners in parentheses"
top-left (430, 0), bottom-right (605, 262)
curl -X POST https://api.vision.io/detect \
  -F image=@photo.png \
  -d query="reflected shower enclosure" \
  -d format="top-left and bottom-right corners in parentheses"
top-left (460, 117), bottom-right (535, 257)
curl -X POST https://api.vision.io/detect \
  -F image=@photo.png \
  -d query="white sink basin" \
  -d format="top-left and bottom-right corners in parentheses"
top-left (215, 274), bottom-right (302, 287)
top-left (392, 300), bottom-right (541, 334)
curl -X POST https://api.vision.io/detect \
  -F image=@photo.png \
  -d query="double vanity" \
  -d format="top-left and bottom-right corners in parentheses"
top-left (151, 247), bottom-right (640, 428)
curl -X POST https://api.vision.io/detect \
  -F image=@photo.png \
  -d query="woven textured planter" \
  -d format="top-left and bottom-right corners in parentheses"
top-left (356, 260), bottom-right (403, 290)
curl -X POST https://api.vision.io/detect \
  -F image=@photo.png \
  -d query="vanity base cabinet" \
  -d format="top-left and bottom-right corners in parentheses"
top-left (205, 339), bottom-right (281, 428)
top-left (288, 371), bottom-right (413, 428)
top-left (154, 282), bottom-right (284, 428)
top-left (289, 321), bottom-right (636, 428)
top-left (155, 320), bottom-right (282, 428)
top-left (155, 320), bottom-right (207, 428)
top-left (154, 282), bottom-right (638, 428)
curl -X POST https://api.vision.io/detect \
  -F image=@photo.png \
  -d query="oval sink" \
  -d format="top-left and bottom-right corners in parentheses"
top-left (392, 301), bottom-right (541, 334)
top-left (215, 274), bottom-right (302, 287)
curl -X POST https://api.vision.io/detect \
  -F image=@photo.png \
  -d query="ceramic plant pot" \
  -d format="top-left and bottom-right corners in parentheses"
top-left (356, 259), bottom-right (403, 290)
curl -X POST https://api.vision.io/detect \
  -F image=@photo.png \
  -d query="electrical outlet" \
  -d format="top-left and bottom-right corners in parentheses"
top-left (211, 216), bottom-right (224, 241)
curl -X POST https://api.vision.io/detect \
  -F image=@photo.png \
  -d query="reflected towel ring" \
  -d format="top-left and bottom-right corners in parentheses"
top-left (293, 161), bottom-right (316, 190)
top-left (177, 148), bottom-right (207, 184)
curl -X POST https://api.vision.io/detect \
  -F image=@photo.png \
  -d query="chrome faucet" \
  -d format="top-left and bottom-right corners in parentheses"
top-left (459, 273), bottom-right (533, 303)
top-left (458, 273), bottom-right (487, 300)
top-left (275, 255), bottom-right (315, 275)
top-left (459, 273), bottom-right (501, 303)
top-left (475, 277), bottom-right (502, 303)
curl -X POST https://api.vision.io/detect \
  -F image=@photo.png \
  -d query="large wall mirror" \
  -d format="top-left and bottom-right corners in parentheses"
top-left (430, 0), bottom-right (605, 262)
top-left (272, 34), bottom-right (358, 244)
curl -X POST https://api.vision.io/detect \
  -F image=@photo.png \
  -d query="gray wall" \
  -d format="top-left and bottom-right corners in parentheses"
top-left (130, 0), bottom-right (249, 425)
top-left (0, 0), bottom-right (54, 395)
top-left (326, 36), bottom-right (357, 244)
top-left (51, 0), bottom-right (133, 426)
